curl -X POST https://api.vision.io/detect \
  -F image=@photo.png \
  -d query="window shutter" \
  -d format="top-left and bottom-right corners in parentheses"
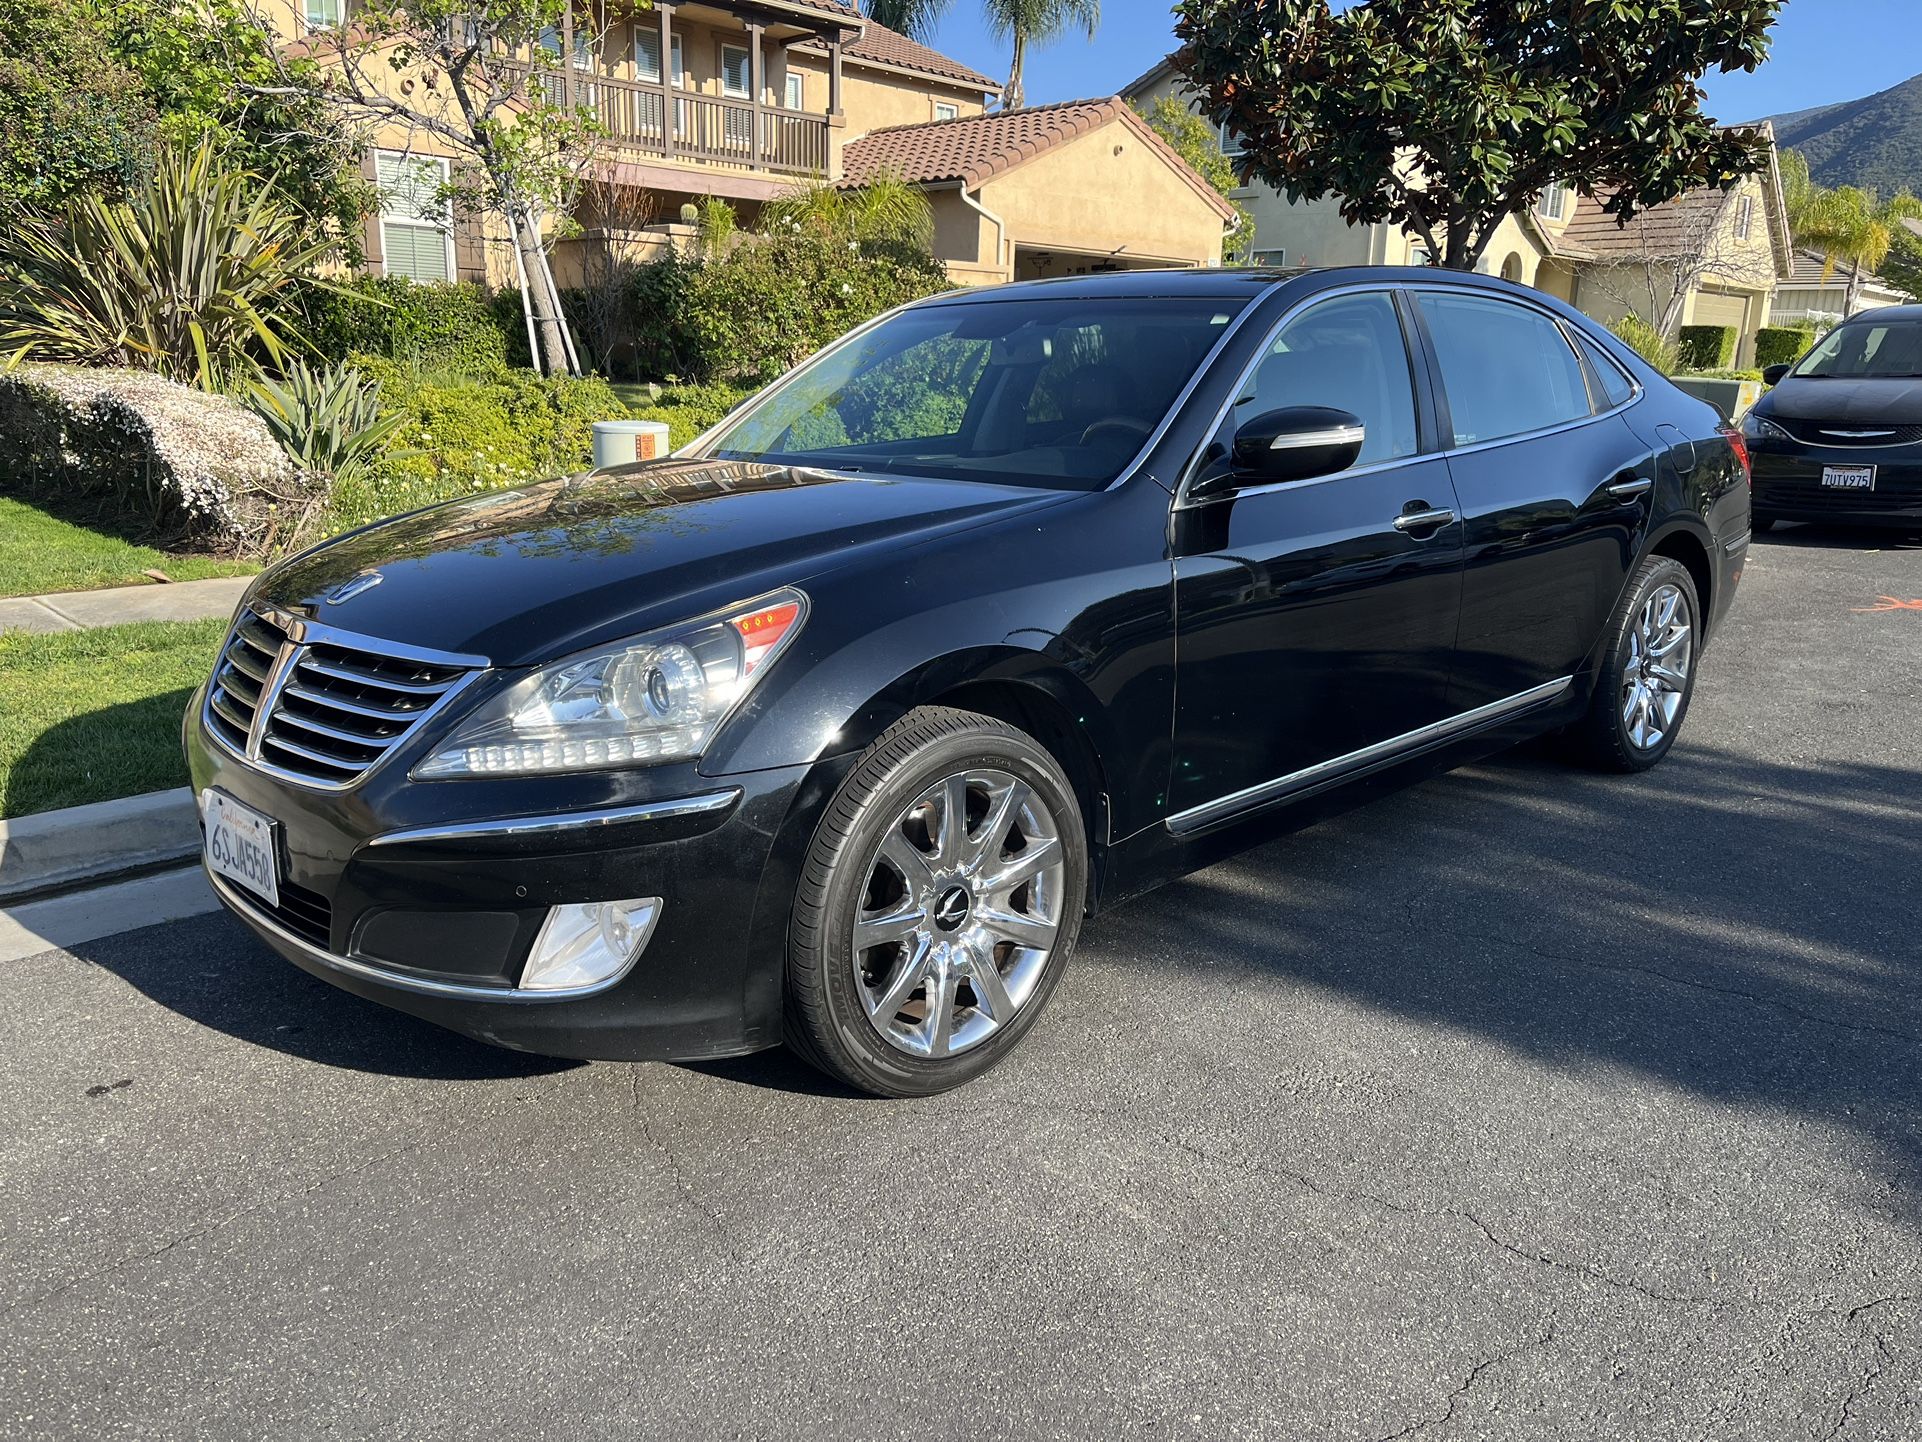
top-left (722, 46), bottom-right (751, 97)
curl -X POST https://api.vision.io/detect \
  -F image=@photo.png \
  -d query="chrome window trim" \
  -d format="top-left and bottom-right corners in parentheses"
top-left (680, 285), bottom-right (1274, 496)
top-left (207, 871), bottom-right (649, 1002)
top-left (1174, 282), bottom-right (1427, 511)
top-left (365, 789), bottom-right (741, 847)
top-left (1165, 676), bottom-right (1574, 836)
top-left (201, 607), bottom-right (489, 794)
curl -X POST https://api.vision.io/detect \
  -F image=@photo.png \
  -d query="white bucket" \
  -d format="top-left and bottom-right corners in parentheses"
top-left (592, 419), bottom-right (671, 468)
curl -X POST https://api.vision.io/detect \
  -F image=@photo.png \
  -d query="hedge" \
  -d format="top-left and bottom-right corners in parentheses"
top-left (324, 354), bottom-right (628, 529)
top-left (0, 363), bottom-right (308, 551)
top-left (625, 382), bottom-right (757, 448)
top-left (302, 276), bottom-right (514, 378)
top-left (1676, 325), bottom-right (1737, 371)
top-left (1754, 326), bottom-right (1812, 371)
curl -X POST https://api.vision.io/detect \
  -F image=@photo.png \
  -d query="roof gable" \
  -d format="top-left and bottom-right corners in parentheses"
top-left (842, 96), bottom-right (1239, 222)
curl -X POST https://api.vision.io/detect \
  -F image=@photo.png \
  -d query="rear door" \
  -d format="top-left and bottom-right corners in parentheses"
top-left (1411, 290), bottom-right (1655, 712)
top-left (1167, 288), bottom-right (1465, 823)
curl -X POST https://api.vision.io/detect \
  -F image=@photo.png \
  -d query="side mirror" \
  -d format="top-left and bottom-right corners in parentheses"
top-left (1761, 364), bottom-right (1791, 386)
top-left (1231, 406), bottom-right (1366, 484)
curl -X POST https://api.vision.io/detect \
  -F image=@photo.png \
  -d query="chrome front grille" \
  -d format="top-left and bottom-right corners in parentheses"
top-left (1780, 419), bottom-right (1922, 448)
top-left (205, 608), bottom-right (485, 789)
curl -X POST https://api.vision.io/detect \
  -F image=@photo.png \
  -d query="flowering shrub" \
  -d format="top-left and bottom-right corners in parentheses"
top-left (0, 362), bottom-right (310, 551)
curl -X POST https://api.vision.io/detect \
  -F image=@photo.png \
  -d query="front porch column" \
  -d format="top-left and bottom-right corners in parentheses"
top-left (748, 21), bottom-right (765, 166)
top-left (658, 3), bottom-right (675, 159)
top-left (828, 37), bottom-right (843, 118)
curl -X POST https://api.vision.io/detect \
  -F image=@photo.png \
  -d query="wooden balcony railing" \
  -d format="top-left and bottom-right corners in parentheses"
top-left (529, 68), bottom-right (829, 178)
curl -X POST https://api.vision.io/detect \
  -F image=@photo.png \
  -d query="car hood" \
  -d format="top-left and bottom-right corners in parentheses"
top-left (1758, 376), bottom-right (1922, 425)
top-left (253, 459), bottom-right (1071, 666)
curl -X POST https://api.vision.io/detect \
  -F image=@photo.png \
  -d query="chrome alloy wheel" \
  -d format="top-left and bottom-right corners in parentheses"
top-left (851, 768), bottom-right (1066, 1058)
top-left (1621, 582), bottom-right (1693, 750)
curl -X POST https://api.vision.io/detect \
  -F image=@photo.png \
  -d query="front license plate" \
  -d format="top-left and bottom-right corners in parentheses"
top-left (202, 790), bottom-right (279, 908)
top-left (1822, 465), bottom-right (1876, 490)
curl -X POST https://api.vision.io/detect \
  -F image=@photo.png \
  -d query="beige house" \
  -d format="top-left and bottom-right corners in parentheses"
top-left (1121, 58), bottom-right (1793, 365)
top-left (1771, 248), bottom-right (1910, 328)
top-left (271, 0), bottom-right (1232, 292)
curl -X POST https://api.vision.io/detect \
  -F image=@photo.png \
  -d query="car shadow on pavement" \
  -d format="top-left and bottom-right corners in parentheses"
top-left (1091, 739), bottom-right (1922, 1203)
top-left (69, 910), bottom-right (581, 1080)
top-left (1755, 523), bottom-right (1922, 551)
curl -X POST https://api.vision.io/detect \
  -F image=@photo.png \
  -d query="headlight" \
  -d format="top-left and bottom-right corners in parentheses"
top-left (414, 589), bottom-right (806, 777)
top-left (1741, 411), bottom-right (1792, 443)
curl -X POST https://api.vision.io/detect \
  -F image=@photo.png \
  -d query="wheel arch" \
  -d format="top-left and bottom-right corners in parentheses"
top-left (1646, 522), bottom-right (1714, 625)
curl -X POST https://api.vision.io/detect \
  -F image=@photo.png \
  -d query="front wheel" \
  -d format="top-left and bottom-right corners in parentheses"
top-left (1564, 556), bottom-right (1701, 773)
top-left (785, 706), bottom-right (1088, 1097)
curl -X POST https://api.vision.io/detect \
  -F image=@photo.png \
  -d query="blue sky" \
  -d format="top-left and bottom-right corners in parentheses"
top-left (919, 0), bottom-right (1922, 123)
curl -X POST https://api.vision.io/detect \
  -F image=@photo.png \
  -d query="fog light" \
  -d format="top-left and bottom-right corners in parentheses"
top-left (520, 898), bottom-right (660, 992)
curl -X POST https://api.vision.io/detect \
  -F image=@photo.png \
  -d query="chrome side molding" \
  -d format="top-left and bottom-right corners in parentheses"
top-left (366, 789), bottom-right (742, 848)
top-left (1165, 677), bottom-right (1575, 836)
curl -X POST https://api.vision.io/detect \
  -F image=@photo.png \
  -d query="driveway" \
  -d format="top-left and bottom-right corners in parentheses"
top-left (4, 527), bottom-right (1919, 1440)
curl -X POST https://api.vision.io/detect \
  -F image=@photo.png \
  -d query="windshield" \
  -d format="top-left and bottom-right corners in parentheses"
top-left (1792, 318), bottom-right (1922, 379)
top-left (701, 295), bottom-right (1247, 488)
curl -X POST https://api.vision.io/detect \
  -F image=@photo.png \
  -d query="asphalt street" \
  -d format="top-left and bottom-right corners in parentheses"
top-left (4, 525), bottom-right (1919, 1440)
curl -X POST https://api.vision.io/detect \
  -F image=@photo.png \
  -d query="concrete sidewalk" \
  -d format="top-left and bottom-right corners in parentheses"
top-left (0, 574), bottom-right (252, 635)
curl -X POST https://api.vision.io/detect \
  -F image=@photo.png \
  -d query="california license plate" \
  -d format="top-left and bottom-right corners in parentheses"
top-left (1822, 465), bottom-right (1875, 490)
top-left (202, 790), bottom-right (278, 907)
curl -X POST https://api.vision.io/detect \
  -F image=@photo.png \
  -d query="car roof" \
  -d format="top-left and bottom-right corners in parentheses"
top-left (1834, 303), bottom-right (1922, 324)
top-left (916, 265), bottom-right (1569, 306)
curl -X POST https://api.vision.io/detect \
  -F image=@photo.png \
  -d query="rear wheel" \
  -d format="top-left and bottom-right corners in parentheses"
top-left (1564, 555), bottom-right (1700, 773)
top-left (785, 706), bottom-right (1087, 1097)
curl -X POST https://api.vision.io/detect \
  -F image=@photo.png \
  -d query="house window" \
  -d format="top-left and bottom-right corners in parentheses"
top-left (1252, 248), bottom-right (1287, 267)
top-left (1410, 244), bottom-right (1434, 266)
top-left (786, 72), bottom-right (805, 111)
top-left (376, 152), bottom-right (453, 284)
top-left (934, 100), bottom-right (959, 122)
top-left (1734, 194), bottom-right (1754, 240)
top-left (721, 43), bottom-right (752, 98)
top-left (1218, 123), bottom-right (1244, 157)
top-left (304, 0), bottom-right (341, 30)
top-left (635, 29), bottom-right (662, 83)
top-left (539, 26), bottom-right (591, 68)
top-left (1536, 182), bottom-right (1569, 221)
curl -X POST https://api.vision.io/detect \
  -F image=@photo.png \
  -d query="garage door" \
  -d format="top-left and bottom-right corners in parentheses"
top-left (1692, 292), bottom-right (1750, 331)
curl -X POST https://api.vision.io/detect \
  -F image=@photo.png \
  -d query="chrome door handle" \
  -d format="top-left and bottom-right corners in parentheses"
top-left (1606, 477), bottom-right (1654, 499)
top-left (1393, 508), bottom-right (1457, 533)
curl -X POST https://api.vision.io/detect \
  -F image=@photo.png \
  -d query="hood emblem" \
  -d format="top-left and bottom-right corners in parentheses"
top-left (320, 570), bottom-right (384, 606)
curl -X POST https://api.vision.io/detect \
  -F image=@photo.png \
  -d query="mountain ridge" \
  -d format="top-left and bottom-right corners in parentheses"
top-left (1766, 72), bottom-right (1922, 195)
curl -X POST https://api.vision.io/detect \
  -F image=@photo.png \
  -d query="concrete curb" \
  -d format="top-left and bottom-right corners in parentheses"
top-left (0, 788), bottom-right (200, 902)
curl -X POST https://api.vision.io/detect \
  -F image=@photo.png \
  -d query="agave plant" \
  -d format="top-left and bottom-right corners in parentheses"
top-left (246, 360), bottom-right (407, 485)
top-left (0, 139), bottom-right (338, 390)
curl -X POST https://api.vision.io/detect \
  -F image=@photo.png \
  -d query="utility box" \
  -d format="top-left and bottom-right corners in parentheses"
top-left (592, 420), bottom-right (671, 469)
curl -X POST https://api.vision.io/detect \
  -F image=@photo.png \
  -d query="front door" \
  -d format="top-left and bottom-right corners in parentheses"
top-left (1168, 290), bottom-right (1465, 825)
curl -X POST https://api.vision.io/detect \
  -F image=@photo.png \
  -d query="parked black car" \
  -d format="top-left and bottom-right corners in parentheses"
top-left (1747, 305), bottom-right (1922, 529)
top-left (186, 268), bottom-right (1750, 1096)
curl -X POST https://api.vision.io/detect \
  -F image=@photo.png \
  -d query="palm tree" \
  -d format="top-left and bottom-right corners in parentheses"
top-left (764, 173), bottom-right (935, 254)
top-left (861, 0), bottom-right (1099, 111)
top-left (1784, 152), bottom-right (1922, 317)
top-left (985, 0), bottom-right (1099, 111)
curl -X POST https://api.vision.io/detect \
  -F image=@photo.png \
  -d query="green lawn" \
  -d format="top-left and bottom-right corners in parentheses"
top-left (0, 618), bottom-right (226, 819)
top-left (0, 496), bottom-right (256, 598)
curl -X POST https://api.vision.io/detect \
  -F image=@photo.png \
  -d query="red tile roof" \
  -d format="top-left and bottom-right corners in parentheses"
top-left (1558, 186), bottom-right (1739, 258)
top-left (788, 1), bottom-right (999, 91)
top-left (842, 96), bottom-right (1241, 221)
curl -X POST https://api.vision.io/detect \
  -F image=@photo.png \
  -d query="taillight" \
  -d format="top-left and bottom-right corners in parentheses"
top-left (1721, 424), bottom-right (1751, 486)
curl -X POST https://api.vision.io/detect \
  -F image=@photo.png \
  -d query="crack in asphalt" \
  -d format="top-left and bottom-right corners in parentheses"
top-left (1370, 1321), bottom-right (1556, 1442)
top-left (628, 1066), bottom-right (743, 1263)
top-left (1821, 1331), bottom-right (1895, 1442)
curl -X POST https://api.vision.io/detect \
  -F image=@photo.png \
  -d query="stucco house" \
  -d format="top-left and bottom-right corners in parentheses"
top-left (1121, 58), bottom-right (1793, 365)
top-left (270, 0), bottom-right (1234, 291)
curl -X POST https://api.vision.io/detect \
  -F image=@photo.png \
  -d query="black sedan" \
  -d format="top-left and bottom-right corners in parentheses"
top-left (186, 268), bottom-right (1750, 1096)
top-left (1748, 305), bottom-right (1922, 529)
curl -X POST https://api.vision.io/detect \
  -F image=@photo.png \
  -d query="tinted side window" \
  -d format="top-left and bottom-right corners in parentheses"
top-left (1232, 291), bottom-right (1419, 465)
top-left (1576, 332), bottom-right (1636, 409)
top-left (1417, 293), bottom-right (1593, 445)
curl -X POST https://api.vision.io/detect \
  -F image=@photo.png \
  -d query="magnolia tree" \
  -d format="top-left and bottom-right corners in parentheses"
top-left (253, 0), bottom-right (607, 375)
top-left (1172, 0), bottom-right (1784, 272)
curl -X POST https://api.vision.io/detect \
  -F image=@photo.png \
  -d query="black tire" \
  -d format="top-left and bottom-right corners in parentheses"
top-left (1564, 555), bottom-right (1701, 773)
top-left (785, 706), bottom-right (1089, 1097)
top-left (1752, 514), bottom-right (1780, 534)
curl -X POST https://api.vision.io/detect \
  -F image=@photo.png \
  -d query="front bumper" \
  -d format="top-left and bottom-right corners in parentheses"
top-left (185, 689), bottom-right (843, 1061)
top-left (1750, 444), bottom-right (1922, 527)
